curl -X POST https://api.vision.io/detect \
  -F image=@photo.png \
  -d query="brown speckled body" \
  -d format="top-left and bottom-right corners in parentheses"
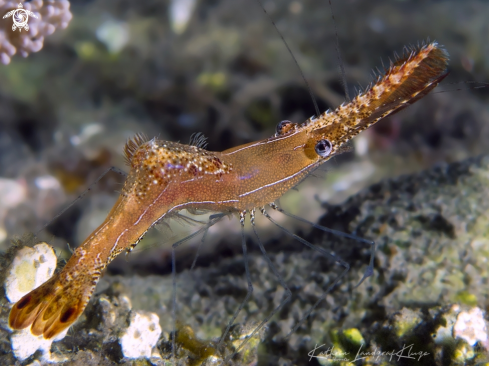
top-left (9, 43), bottom-right (448, 338)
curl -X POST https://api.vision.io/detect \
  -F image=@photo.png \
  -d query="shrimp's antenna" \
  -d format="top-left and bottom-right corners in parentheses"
top-left (269, 202), bottom-right (375, 287)
top-left (34, 166), bottom-right (127, 237)
top-left (256, 0), bottom-right (320, 118)
top-left (260, 207), bottom-right (350, 336)
top-left (327, 0), bottom-right (350, 102)
top-left (171, 213), bottom-right (225, 362)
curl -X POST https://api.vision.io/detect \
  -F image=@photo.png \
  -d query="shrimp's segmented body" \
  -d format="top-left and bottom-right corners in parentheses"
top-left (9, 43), bottom-right (448, 339)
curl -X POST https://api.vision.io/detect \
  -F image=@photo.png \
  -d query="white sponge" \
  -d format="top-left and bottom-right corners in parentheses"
top-left (120, 311), bottom-right (162, 359)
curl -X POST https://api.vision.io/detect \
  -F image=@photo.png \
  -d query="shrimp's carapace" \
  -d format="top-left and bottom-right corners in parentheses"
top-left (9, 42), bottom-right (448, 339)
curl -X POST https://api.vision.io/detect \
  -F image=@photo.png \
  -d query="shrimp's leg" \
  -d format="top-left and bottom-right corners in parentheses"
top-left (269, 202), bottom-right (376, 287)
top-left (218, 211), bottom-right (254, 348)
top-left (260, 207), bottom-right (351, 337)
top-left (170, 213), bottom-right (225, 362)
top-left (223, 208), bottom-right (293, 362)
top-left (190, 214), bottom-right (226, 271)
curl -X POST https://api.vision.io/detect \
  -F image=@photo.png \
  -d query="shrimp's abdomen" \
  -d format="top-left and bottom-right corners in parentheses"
top-left (8, 139), bottom-right (239, 338)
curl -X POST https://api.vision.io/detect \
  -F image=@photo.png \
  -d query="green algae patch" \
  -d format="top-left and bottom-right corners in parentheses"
top-left (341, 328), bottom-right (365, 348)
top-left (455, 291), bottom-right (478, 307)
top-left (451, 340), bottom-right (476, 364)
top-left (175, 324), bottom-right (217, 363)
top-left (392, 308), bottom-right (422, 338)
top-left (325, 328), bottom-right (366, 364)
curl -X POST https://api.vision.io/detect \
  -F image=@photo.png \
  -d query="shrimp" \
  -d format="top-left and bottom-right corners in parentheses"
top-left (9, 42), bottom-right (448, 340)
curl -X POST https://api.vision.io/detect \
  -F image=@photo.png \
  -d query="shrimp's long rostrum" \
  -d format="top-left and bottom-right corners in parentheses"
top-left (9, 43), bottom-right (448, 338)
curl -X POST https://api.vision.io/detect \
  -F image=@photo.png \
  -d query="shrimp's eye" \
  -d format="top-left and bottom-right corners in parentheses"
top-left (315, 139), bottom-right (332, 157)
top-left (275, 120), bottom-right (297, 136)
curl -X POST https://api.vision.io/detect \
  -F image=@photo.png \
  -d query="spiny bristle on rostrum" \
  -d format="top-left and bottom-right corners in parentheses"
top-left (357, 41), bottom-right (448, 104)
top-left (375, 42), bottom-right (448, 104)
top-left (303, 42), bottom-right (448, 133)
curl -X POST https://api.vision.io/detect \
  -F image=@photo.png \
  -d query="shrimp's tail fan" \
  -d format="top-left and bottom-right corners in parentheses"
top-left (9, 270), bottom-right (96, 339)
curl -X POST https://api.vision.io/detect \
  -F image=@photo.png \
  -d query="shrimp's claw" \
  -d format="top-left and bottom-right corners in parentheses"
top-left (9, 273), bottom-right (91, 339)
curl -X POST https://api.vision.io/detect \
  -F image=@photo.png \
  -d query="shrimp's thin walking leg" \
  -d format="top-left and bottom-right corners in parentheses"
top-left (260, 207), bottom-right (350, 337)
top-left (170, 213), bottom-right (225, 362)
top-left (236, 209), bottom-right (292, 353)
top-left (190, 214), bottom-right (225, 271)
top-left (218, 211), bottom-right (254, 348)
top-left (269, 202), bottom-right (376, 287)
top-left (250, 208), bottom-right (292, 333)
top-left (221, 208), bottom-right (293, 364)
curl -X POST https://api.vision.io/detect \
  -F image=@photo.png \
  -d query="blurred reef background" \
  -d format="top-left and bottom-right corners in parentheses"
top-left (0, 0), bottom-right (489, 364)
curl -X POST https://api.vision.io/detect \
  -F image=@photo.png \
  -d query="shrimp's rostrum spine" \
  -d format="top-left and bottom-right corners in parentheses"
top-left (9, 42), bottom-right (448, 339)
